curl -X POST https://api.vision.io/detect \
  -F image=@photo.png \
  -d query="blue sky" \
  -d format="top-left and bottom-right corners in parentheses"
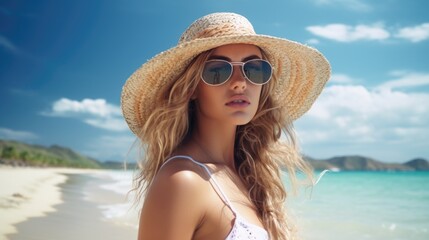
top-left (1, 0), bottom-right (428, 163)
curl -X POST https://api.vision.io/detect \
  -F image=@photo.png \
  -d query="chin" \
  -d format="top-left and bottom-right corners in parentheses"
top-left (231, 116), bottom-right (254, 126)
top-left (229, 111), bottom-right (257, 125)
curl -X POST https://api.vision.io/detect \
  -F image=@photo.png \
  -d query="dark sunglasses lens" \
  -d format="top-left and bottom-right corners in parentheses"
top-left (243, 60), bottom-right (272, 84)
top-left (202, 61), bottom-right (232, 85)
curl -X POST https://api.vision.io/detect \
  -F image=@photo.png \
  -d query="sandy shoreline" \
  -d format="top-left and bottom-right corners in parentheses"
top-left (0, 166), bottom-right (134, 240)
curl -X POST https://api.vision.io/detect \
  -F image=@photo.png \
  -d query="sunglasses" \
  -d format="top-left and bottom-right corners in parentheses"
top-left (201, 59), bottom-right (273, 86)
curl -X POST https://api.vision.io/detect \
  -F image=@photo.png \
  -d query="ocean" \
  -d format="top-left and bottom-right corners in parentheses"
top-left (90, 170), bottom-right (429, 240)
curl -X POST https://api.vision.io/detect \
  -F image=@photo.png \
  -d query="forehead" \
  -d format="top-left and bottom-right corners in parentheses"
top-left (209, 44), bottom-right (263, 60)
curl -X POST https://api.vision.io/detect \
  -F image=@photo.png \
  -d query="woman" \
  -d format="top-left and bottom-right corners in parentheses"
top-left (121, 12), bottom-right (330, 240)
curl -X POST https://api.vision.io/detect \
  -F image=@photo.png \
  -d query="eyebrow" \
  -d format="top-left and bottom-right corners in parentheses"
top-left (207, 54), bottom-right (262, 62)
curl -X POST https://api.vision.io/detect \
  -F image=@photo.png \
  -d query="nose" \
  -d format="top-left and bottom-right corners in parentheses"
top-left (229, 65), bottom-right (247, 91)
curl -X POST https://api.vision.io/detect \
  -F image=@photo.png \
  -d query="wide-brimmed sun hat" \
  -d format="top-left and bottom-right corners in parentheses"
top-left (121, 12), bottom-right (331, 135)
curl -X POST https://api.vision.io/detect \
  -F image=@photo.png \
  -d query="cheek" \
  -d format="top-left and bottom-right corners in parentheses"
top-left (248, 86), bottom-right (263, 119)
top-left (252, 85), bottom-right (263, 105)
top-left (195, 83), bottom-right (221, 108)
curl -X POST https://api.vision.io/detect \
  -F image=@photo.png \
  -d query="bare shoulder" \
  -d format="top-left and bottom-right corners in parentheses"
top-left (138, 157), bottom-right (210, 240)
top-left (156, 157), bottom-right (210, 184)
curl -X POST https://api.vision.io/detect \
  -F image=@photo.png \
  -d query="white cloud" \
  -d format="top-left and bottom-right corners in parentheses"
top-left (0, 128), bottom-right (38, 141)
top-left (307, 22), bottom-right (429, 43)
top-left (395, 23), bottom-right (429, 42)
top-left (49, 98), bottom-right (121, 117)
top-left (377, 72), bottom-right (429, 90)
top-left (84, 118), bottom-right (129, 132)
top-left (306, 23), bottom-right (390, 42)
top-left (306, 38), bottom-right (320, 45)
top-left (330, 73), bottom-right (356, 84)
top-left (295, 71), bottom-right (429, 161)
top-left (43, 98), bottom-right (128, 132)
top-left (306, 84), bottom-right (429, 126)
top-left (311, 0), bottom-right (371, 12)
top-left (82, 134), bottom-right (138, 161)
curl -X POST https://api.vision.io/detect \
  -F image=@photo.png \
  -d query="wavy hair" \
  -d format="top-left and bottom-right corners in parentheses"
top-left (132, 48), bottom-right (314, 240)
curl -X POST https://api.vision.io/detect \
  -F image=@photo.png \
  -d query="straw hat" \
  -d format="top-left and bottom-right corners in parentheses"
top-left (121, 12), bottom-right (330, 135)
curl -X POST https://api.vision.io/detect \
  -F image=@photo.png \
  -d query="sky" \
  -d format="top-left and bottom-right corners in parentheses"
top-left (1, 0), bottom-right (428, 163)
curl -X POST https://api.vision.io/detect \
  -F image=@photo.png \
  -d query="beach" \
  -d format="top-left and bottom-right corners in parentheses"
top-left (0, 166), bottom-right (138, 240)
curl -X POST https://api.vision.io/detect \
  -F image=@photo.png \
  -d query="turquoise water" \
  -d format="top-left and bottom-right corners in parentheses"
top-left (97, 170), bottom-right (429, 239)
top-left (286, 171), bottom-right (429, 240)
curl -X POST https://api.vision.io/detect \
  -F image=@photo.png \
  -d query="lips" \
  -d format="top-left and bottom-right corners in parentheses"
top-left (225, 95), bottom-right (250, 106)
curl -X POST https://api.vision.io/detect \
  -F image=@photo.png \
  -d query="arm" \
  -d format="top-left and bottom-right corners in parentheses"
top-left (138, 162), bottom-right (206, 240)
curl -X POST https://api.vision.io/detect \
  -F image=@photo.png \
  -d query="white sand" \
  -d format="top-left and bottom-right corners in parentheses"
top-left (0, 167), bottom-right (96, 239)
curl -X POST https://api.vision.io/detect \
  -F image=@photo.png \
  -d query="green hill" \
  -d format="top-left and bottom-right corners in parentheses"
top-left (404, 158), bottom-right (429, 170)
top-left (0, 139), bottom-right (101, 168)
top-left (306, 155), bottom-right (429, 171)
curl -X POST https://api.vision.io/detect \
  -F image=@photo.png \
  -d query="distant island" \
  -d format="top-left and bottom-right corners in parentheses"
top-left (305, 155), bottom-right (429, 171)
top-left (1, 139), bottom-right (428, 171)
top-left (0, 139), bottom-right (130, 169)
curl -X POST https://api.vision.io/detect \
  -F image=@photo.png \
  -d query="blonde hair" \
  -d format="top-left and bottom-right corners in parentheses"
top-left (133, 48), bottom-right (314, 239)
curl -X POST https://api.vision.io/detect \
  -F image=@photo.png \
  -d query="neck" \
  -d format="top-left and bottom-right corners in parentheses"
top-left (192, 118), bottom-right (237, 170)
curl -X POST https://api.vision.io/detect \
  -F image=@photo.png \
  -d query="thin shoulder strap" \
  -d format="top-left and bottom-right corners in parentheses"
top-left (163, 155), bottom-right (212, 175)
top-left (162, 155), bottom-right (237, 214)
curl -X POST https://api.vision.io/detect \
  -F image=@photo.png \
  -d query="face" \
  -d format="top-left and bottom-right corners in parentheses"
top-left (193, 44), bottom-right (263, 126)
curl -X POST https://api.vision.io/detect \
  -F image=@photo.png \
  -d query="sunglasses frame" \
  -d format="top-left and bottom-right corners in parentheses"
top-left (201, 59), bottom-right (273, 86)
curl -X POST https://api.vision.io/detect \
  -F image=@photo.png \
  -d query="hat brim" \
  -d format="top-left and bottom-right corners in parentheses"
top-left (121, 34), bottom-right (331, 135)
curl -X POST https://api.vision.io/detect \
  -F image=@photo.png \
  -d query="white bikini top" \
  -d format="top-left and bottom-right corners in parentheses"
top-left (162, 155), bottom-right (269, 240)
